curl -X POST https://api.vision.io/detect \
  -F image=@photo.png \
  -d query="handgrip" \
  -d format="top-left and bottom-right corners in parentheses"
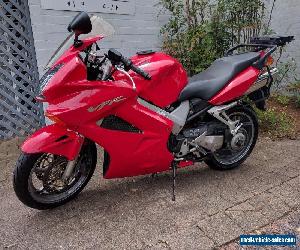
top-left (130, 64), bottom-right (151, 80)
top-left (121, 56), bottom-right (151, 80)
top-left (107, 49), bottom-right (151, 80)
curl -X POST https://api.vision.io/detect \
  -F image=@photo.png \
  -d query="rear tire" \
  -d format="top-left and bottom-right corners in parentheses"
top-left (13, 141), bottom-right (97, 210)
top-left (205, 105), bottom-right (258, 170)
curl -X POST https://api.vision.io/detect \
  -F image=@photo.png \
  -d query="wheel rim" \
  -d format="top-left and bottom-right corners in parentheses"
top-left (214, 111), bottom-right (255, 165)
top-left (28, 148), bottom-right (93, 204)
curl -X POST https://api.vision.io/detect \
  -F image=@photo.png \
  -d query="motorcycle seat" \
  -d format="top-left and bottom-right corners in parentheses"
top-left (178, 52), bottom-right (261, 101)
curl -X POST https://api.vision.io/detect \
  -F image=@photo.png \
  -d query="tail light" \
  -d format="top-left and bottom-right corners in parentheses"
top-left (265, 56), bottom-right (274, 67)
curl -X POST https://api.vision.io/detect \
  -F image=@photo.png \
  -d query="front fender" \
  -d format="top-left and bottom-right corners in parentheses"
top-left (22, 124), bottom-right (84, 160)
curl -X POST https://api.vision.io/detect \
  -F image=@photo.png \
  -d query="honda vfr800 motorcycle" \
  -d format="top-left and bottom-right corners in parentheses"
top-left (13, 12), bottom-right (294, 209)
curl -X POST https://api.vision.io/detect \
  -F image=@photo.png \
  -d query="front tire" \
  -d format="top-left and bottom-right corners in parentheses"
top-left (13, 140), bottom-right (97, 210)
top-left (205, 105), bottom-right (258, 170)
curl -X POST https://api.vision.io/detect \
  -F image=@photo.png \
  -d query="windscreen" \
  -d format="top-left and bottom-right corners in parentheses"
top-left (45, 15), bottom-right (115, 69)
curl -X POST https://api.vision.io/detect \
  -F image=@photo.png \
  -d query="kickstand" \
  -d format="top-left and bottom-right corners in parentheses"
top-left (172, 162), bottom-right (177, 201)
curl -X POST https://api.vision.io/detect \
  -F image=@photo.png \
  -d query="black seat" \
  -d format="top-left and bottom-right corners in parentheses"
top-left (178, 52), bottom-right (260, 101)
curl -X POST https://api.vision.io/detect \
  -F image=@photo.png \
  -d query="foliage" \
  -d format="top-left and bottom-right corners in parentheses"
top-left (275, 94), bottom-right (290, 106)
top-left (287, 81), bottom-right (300, 91)
top-left (295, 95), bottom-right (300, 108)
top-left (278, 81), bottom-right (300, 108)
top-left (256, 107), bottom-right (296, 138)
top-left (159, 0), bottom-right (266, 75)
top-left (273, 56), bottom-right (298, 91)
top-left (287, 82), bottom-right (300, 109)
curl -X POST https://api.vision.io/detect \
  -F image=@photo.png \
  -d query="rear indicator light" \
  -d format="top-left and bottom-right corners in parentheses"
top-left (265, 56), bottom-right (274, 67)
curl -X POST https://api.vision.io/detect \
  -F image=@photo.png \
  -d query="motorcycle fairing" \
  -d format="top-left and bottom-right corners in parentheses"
top-left (46, 94), bottom-right (175, 178)
top-left (42, 67), bottom-right (175, 178)
top-left (209, 66), bottom-right (260, 105)
top-left (22, 124), bottom-right (84, 160)
top-left (75, 98), bottom-right (175, 178)
top-left (25, 35), bottom-right (177, 178)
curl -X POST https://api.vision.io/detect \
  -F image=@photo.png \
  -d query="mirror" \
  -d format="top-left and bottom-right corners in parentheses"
top-left (68, 12), bottom-right (92, 36)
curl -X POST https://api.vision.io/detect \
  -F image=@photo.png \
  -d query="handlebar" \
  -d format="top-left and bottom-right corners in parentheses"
top-left (120, 56), bottom-right (151, 80)
top-left (107, 49), bottom-right (152, 80)
top-left (130, 63), bottom-right (152, 80)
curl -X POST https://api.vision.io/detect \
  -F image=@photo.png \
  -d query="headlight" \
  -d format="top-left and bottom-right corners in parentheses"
top-left (37, 64), bottom-right (64, 95)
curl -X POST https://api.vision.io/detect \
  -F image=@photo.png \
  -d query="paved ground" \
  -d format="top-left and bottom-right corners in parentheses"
top-left (0, 137), bottom-right (299, 249)
top-left (221, 210), bottom-right (300, 250)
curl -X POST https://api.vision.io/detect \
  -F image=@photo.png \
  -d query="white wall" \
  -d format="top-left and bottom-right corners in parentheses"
top-left (28, 0), bottom-right (169, 75)
top-left (29, 0), bottom-right (300, 80)
top-left (266, 0), bottom-right (300, 78)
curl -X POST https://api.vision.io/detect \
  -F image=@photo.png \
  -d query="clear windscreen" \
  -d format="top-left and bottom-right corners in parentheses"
top-left (45, 15), bottom-right (115, 69)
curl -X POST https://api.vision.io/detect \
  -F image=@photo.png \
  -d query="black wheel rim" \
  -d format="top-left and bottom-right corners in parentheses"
top-left (214, 111), bottom-right (255, 165)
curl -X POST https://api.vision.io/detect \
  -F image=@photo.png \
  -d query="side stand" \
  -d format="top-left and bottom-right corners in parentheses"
top-left (172, 162), bottom-right (177, 201)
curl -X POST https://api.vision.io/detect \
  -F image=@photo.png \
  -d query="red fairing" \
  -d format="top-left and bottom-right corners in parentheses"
top-left (53, 36), bottom-right (103, 67)
top-left (43, 57), bottom-right (88, 101)
top-left (22, 124), bottom-right (84, 160)
top-left (114, 52), bottom-right (188, 108)
top-left (44, 83), bottom-right (174, 178)
top-left (42, 36), bottom-right (103, 102)
top-left (26, 37), bottom-right (175, 178)
top-left (209, 66), bottom-right (260, 105)
top-left (76, 99), bottom-right (174, 178)
top-left (178, 160), bottom-right (194, 168)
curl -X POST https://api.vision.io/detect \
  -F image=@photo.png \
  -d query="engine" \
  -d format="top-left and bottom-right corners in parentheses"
top-left (170, 122), bottom-right (226, 160)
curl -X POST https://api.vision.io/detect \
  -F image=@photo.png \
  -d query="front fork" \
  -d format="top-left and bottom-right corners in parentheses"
top-left (62, 142), bottom-right (83, 181)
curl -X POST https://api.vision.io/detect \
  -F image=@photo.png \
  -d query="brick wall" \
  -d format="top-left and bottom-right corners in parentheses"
top-left (28, 0), bottom-right (169, 74)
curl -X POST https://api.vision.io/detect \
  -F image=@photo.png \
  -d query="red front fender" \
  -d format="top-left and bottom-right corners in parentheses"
top-left (22, 124), bottom-right (84, 160)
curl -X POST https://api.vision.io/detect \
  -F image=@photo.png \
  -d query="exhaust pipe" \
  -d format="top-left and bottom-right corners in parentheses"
top-left (246, 67), bottom-right (279, 95)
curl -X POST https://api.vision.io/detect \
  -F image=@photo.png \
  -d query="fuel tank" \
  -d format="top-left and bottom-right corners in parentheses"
top-left (129, 52), bottom-right (188, 108)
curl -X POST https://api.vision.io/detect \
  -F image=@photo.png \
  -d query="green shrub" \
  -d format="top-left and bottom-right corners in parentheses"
top-left (273, 58), bottom-right (298, 91)
top-left (256, 108), bottom-right (295, 138)
top-left (159, 0), bottom-right (266, 76)
top-left (295, 95), bottom-right (300, 109)
top-left (275, 95), bottom-right (290, 106)
top-left (288, 82), bottom-right (300, 91)
top-left (286, 81), bottom-right (300, 108)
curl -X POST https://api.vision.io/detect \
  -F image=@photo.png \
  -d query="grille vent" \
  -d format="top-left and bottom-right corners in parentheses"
top-left (100, 115), bottom-right (141, 133)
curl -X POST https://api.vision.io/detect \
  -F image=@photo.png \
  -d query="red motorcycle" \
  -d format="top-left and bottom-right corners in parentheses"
top-left (13, 12), bottom-right (293, 209)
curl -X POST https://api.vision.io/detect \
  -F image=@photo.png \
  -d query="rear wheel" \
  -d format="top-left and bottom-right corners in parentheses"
top-left (13, 140), bottom-right (97, 210)
top-left (205, 106), bottom-right (258, 170)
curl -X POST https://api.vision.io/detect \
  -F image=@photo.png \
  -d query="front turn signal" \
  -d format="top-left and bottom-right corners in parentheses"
top-left (45, 112), bottom-right (64, 125)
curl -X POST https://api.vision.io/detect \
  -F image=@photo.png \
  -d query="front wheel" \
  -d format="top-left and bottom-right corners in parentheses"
top-left (13, 140), bottom-right (97, 210)
top-left (205, 105), bottom-right (258, 170)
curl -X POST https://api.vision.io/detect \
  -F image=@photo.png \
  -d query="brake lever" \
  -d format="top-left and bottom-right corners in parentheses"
top-left (115, 66), bottom-right (137, 91)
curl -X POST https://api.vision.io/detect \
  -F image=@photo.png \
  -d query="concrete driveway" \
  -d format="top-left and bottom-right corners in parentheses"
top-left (0, 138), bottom-right (299, 249)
